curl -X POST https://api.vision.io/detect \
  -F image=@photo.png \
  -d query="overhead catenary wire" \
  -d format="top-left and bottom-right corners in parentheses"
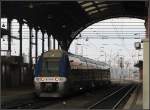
top-left (2, 17), bottom-right (145, 65)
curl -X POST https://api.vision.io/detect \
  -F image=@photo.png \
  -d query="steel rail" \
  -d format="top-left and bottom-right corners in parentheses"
top-left (2, 97), bottom-right (58, 109)
top-left (87, 86), bottom-right (127, 109)
top-left (112, 85), bottom-right (136, 109)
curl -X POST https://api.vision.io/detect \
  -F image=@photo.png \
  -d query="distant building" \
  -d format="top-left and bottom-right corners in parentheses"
top-left (134, 60), bottom-right (143, 81)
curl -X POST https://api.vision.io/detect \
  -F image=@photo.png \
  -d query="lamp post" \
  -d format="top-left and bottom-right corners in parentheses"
top-left (75, 43), bottom-right (88, 56)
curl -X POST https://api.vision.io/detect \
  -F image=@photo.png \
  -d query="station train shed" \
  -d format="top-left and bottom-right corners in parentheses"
top-left (1, 1), bottom-right (150, 109)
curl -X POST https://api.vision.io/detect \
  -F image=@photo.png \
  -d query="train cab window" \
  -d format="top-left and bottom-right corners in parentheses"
top-left (42, 58), bottom-right (59, 76)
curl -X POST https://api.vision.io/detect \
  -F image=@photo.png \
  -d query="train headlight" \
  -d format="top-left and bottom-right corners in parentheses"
top-left (40, 77), bottom-right (45, 81)
top-left (55, 77), bottom-right (59, 81)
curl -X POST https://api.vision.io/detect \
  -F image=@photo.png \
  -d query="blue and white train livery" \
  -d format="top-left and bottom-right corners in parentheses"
top-left (34, 50), bottom-right (110, 97)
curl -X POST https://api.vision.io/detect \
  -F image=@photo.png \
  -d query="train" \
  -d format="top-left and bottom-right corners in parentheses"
top-left (34, 50), bottom-right (111, 97)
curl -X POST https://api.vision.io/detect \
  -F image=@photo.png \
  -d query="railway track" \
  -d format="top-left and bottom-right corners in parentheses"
top-left (88, 84), bottom-right (136, 109)
top-left (2, 83), bottom-right (134, 109)
top-left (1, 84), bottom-right (120, 109)
top-left (1, 97), bottom-right (61, 109)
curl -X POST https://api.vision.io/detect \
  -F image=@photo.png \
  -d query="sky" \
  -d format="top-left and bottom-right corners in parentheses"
top-left (1, 17), bottom-right (145, 67)
top-left (69, 18), bottom-right (145, 69)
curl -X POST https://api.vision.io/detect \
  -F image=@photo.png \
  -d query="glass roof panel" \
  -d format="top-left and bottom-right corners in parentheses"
top-left (99, 8), bottom-right (107, 11)
top-left (88, 10), bottom-right (98, 15)
top-left (78, 1), bottom-right (84, 4)
top-left (81, 2), bottom-right (93, 8)
top-left (94, 1), bottom-right (100, 4)
top-left (85, 6), bottom-right (96, 12)
top-left (97, 4), bottom-right (108, 8)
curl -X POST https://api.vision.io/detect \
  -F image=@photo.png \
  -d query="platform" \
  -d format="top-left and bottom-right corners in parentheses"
top-left (1, 86), bottom-right (34, 105)
top-left (110, 79), bottom-right (136, 84)
top-left (123, 83), bottom-right (142, 109)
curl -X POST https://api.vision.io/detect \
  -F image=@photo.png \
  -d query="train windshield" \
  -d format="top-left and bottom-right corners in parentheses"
top-left (42, 58), bottom-right (60, 76)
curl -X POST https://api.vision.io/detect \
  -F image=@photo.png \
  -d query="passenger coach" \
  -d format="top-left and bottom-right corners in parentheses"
top-left (34, 50), bottom-right (111, 97)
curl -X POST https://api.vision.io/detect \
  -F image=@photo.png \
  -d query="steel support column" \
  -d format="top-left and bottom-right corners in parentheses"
top-left (58, 42), bottom-right (60, 50)
top-left (148, 1), bottom-right (150, 39)
top-left (7, 18), bottom-right (11, 55)
top-left (35, 29), bottom-right (38, 63)
top-left (19, 19), bottom-right (23, 57)
top-left (143, 1), bottom-right (150, 109)
top-left (143, 37), bottom-right (149, 110)
top-left (53, 38), bottom-right (55, 50)
top-left (48, 34), bottom-right (51, 50)
top-left (29, 26), bottom-right (32, 66)
top-left (18, 19), bottom-right (23, 85)
top-left (42, 32), bottom-right (44, 53)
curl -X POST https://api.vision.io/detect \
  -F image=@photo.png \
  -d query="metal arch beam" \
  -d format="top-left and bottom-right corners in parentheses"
top-left (1, 1), bottom-right (49, 33)
top-left (60, 39), bottom-right (72, 51)
top-left (53, 34), bottom-right (71, 51)
top-left (1, 28), bottom-right (9, 36)
top-left (1, 1), bottom-right (87, 44)
top-left (81, 2), bottom-right (121, 14)
top-left (67, 3), bottom-right (147, 50)
top-left (1, 1), bottom-right (147, 51)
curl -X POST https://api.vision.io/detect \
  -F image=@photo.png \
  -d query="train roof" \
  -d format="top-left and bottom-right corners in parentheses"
top-left (68, 52), bottom-right (110, 69)
top-left (43, 50), bottom-right (66, 58)
top-left (42, 50), bottom-right (110, 69)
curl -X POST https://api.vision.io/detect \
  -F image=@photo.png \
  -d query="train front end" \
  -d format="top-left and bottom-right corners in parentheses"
top-left (34, 50), bottom-right (70, 97)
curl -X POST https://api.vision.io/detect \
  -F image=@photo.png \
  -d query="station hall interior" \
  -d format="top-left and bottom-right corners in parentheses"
top-left (1, 1), bottom-right (150, 109)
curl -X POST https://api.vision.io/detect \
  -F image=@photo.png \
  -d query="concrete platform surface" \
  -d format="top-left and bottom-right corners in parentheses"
top-left (1, 86), bottom-right (34, 104)
top-left (123, 84), bottom-right (142, 109)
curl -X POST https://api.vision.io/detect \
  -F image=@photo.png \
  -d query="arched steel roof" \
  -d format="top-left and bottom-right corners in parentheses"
top-left (1, 1), bottom-right (148, 50)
